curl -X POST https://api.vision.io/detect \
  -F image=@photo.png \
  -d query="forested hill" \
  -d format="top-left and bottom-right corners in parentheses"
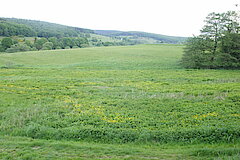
top-left (94, 30), bottom-right (187, 44)
top-left (0, 18), bottom-right (93, 38)
top-left (0, 17), bottom-right (187, 44)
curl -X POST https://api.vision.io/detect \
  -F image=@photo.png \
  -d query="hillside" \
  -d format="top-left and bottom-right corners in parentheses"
top-left (0, 18), bottom-right (93, 38)
top-left (0, 17), bottom-right (187, 44)
top-left (95, 30), bottom-right (187, 44)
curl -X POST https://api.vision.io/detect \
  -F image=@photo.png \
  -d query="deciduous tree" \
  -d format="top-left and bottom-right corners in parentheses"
top-left (181, 10), bottom-right (240, 69)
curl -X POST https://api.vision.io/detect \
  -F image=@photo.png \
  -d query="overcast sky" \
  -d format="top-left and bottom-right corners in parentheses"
top-left (1, 0), bottom-right (239, 37)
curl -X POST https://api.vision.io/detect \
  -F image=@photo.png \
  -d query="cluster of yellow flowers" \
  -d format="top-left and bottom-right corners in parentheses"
top-left (192, 112), bottom-right (218, 120)
top-left (62, 96), bottom-right (134, 123)
top-left (0, 84), bottom-right (39, 90)
top-left (231, 114), bottom-right (240, 117)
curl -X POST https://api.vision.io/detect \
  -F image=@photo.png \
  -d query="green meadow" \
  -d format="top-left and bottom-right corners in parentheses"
top-left (0, 44), bottom-right (240, 159)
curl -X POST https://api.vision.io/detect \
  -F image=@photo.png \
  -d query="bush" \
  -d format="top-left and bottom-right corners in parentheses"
top-left (31, 47), bottom-right (38, 51)
top-left (0, 45), bottom-right (5, 52)
top-left (34, 38), bottom-right (48, 50)
top-left (5, 43), bottom-right (31, 53)
top-left (72, 46), bottom-right (79, 49)
top-left (1, 37), bottom-right (13, 50)
top-left (80, 44), bottom-right (89, 48)
top-left (42, 42), bottom-right (53, 50)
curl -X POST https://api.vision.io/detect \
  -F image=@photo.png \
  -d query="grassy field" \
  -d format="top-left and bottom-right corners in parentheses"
top-left (0, 44), bottom-right (240, 159)
top-left (1, 135), bottom-right (239, 160)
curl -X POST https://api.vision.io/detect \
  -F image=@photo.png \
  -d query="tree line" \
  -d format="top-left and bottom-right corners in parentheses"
top-left (0, 37), bottom-right (89, 53)
top-left (181, 11), bottom-right (240, 69)
top-left (0, 36), bottom-right (141, 53)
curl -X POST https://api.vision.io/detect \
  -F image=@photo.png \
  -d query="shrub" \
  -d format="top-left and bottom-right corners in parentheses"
top-left (5, 43), bottom-right (31, 53)
top-left (72, 46), bottom-right (79, 49)
top-left (42, 42), bottom-right (53, 50)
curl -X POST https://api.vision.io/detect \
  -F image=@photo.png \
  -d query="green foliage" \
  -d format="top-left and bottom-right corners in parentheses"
top-left (64, 46), bottom-right (70, 49)
top-left (181, 37), bottom-right (214, 69)
top-left (48, 37), bottom-right (59, 49)
top-left (221, 33), bottom-right (240, 61)
top-left (103, 41), bottom-right (115, 46)
top-left (0, 45), bottom-right (239, 144)
top-left (24, 40), bottom-right (33, 48)
top-left (72, 46), bottom-right (79, 49)
top-left (0, 19), bottom-right (36, 37)
top-left (0, 36), bottom-right (89, 53)
top-left (80, 43), bottom-right (89, 48)
top-left (0, 45), bottom-right (4, 52)
top-left (34, 38), bottom-right (48, 50)
top-left (42, 42), bottom-right (53, 50)
top-left (5, 43), bottom-right (31, 53)
top-left (1, 37), bottom-right (13, 50)
top-left (181, 11), bottom-right (240, 69)
top-left (60, 37), bottom-right (89, 48)
top-left (62, 37), bottom-right (74, 48)
top-left (2, 18), bottom-right (93, 38)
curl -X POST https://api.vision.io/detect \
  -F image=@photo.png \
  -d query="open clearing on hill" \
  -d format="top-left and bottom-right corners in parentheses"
top-left (0, 45), bottom-right (239, 159)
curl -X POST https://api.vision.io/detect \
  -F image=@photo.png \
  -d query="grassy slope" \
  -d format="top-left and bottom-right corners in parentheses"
top-left (0, 44), bottom-right (240, 159)
top-left (94, 30), bottom-right (187, 44)
top-left (0, 45), bottom-right (182, 69)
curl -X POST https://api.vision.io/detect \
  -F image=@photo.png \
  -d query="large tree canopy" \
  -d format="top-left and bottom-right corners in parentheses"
top-left (181, 11), bottom-right (240, 69)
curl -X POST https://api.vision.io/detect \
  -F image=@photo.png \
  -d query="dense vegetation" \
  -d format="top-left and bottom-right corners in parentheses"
top-left (0, 35), bottom-right (141, 53)
top-left (0, 45), bottom-right (239, 159)
top-left (0, 19), bottom-right (36, 37)
top-left (0, 36), bottom-right (89, 53)
top-left (1, 18), bottom-right (93, 38)
top-left (0, 45), bottom-right (239, 144)
top-left (181, 11), bottom-right (240, 69)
